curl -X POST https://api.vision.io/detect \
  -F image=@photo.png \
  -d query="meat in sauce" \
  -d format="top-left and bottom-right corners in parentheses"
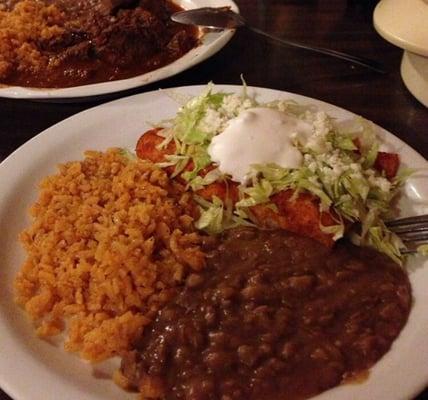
top-left (119, 228), bottom-right (411, 400)
top-left (1, 0), bottom-right (199, 88)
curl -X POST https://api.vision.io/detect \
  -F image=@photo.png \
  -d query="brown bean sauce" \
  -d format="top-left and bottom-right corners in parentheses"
top-left (120, 228), bottom-right (411, 400)
top-left (2, 0), bottom-right (199, 88)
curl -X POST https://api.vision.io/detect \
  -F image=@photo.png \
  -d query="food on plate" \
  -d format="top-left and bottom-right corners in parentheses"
top-left (0, 0), bottom-right (199, 88)
top-left (118, 227), bottom-right (411, 400)
top-left (14, 149), bottom-right (205, 361)
top-left (135, 85), bottom-right (405, 262)
top-left (14, 85), bottom-right (415, 400)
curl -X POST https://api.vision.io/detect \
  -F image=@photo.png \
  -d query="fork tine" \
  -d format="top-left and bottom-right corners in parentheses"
top-left (401, 241), bottom-right (428, 254)
top-left (386, 215), bottom-right (428, 252)
top-left (400, 247), bottom-right (425, 255)
top-left (401, 233), bottom-right (428, 242)
top-left (386, 214), bottom-right (428, 227)
top-left (389, 224), bottom-right (428, 234)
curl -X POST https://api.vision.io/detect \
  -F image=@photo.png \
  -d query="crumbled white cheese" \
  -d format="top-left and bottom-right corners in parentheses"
top-left (299, 112), bottom-right (334, 154)
top-left (198, 108), bottom-right (223, 134)
top-left (366, 170), bottom-right (392, 193)
top-left (219, 94), bottom-right (254, 118)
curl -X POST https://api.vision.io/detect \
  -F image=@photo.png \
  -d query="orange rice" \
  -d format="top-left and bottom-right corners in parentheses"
top-left (14, 149), bottom-right (205, 362)
top-left (0, 0), bottom-right (65, 79)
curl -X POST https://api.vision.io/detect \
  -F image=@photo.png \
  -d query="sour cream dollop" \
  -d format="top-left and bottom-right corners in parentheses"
top-left (208, 107), bottom-right (312, 184)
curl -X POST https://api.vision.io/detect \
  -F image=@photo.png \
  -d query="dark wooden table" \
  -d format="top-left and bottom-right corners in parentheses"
top-left (0, 0), bottom-right (426, 399)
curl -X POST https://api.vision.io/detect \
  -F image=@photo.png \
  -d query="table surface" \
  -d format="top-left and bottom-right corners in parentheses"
top-left (0, 0), bottom-right (427, 399)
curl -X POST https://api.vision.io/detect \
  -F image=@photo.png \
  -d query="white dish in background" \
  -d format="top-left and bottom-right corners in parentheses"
top-left (373, 0), bottom-right (428, 107)
top-left (0, 85), bottom-right (427, 400)
top-left (0, 0), bottom-right (238, 100)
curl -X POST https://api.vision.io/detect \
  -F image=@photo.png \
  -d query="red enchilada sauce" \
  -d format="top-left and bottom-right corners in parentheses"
top-left (120, 228), bottom-right (411, 400)
top-left (1, 0), bottom-right (198, 88)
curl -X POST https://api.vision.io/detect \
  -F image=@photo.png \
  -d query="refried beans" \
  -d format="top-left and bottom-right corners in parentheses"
top-left (118, 227), bottom-right (411, 400)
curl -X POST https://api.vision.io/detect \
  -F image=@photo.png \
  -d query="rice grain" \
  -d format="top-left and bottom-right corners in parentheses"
top-left (14, 148), bottom-right (205, 362)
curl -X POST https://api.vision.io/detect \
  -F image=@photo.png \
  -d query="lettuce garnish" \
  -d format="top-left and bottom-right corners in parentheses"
top-left (152, 84), bottom-right (409, 264)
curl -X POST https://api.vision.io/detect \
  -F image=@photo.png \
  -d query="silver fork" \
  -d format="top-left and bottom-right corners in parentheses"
top-left (386, 215), bottom-right (428, 254)
top-left (171, 7), bottom-right (386, 73)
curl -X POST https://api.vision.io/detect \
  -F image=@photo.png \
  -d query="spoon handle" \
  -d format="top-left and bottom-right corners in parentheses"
top-left (248, 26), bottom-right (386, 74)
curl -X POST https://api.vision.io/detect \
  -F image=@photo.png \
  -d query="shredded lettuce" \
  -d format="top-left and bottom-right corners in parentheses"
top-left (362, 141), bottom-right (379, 168)
top-left (188, 168), bottom-right (224, 191)
top-left (157, 83), bottom-right (256, 188)
top-left (417, 244), bottom-right (428, 256)
top-left (194, 196), bottom-right (226, 235)
top-left (332, 135), bottom-right (358, 151)
top-left (361, 226), bottom-right (404, 265)
top-left (149, 84), bottom-right (411, 264)
top-left (236, 179), bottom-right (273, 208)
top-left (194, 195), bottom-right (255, 235)
top-left (119, 148), bottom-right (137, 161)
top-left (320, 222), bottom-right (345, 242)
top-left (173, 84), bottom-right (230, 145)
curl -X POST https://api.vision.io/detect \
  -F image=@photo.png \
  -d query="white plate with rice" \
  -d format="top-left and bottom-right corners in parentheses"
top-left (0, 0), bottom-right (237, 100)
top-left (0, 85), bottom-right (427, 400)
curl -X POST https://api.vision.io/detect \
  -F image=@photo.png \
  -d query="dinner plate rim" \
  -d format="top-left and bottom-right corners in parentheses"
top-left (0, 0), bottom-right (238, 100)
top-left (0, 84), bottom-right (427, 400)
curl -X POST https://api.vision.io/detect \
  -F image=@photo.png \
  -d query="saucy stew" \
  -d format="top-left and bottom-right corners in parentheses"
top-left (1, 0), bottom-right (199, 88)
top-left (120, 228), bottom-right (411, 400)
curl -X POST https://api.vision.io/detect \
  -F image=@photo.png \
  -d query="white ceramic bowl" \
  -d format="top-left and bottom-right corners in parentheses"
top-left (374, 0), bottom-right (428, 107)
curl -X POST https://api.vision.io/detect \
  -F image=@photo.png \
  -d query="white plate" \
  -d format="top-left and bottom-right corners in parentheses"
top-left (0, 0), bottom-right (237, 100)
top-left (0, 85), bottom-right (427, 400)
